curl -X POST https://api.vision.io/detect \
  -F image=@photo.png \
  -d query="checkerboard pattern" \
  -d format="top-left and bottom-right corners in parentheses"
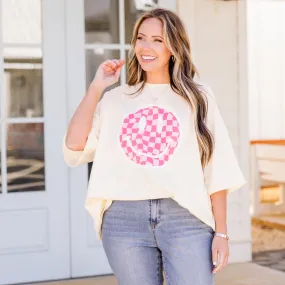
top-left (119, 106), bottom-right (180, 166)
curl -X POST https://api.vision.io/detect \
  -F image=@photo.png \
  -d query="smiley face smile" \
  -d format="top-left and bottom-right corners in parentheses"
top-left (124, 136), bottom-right (173, 159)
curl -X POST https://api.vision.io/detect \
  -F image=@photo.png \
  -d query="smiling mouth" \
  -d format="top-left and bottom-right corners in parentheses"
top-left (141, 55), bottom-right (157, 63)
top-left (124, 136), bottom-right (172, 159)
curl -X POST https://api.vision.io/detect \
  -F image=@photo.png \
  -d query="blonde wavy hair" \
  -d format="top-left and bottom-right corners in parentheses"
top-left (127, 8), bottom-right (214, 169)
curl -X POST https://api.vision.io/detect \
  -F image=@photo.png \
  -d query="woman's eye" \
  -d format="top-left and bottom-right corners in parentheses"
top-left (154, 39), bottom-right (162, 42)
top-left (157, 115), bottom-right (163, 133)
top-left (136, 37), bottom-right (142, 40)
top-left (138, 116), bottom-right (147, 133)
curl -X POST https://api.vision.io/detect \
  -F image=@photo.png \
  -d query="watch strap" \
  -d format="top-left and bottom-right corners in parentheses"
top-left (214, 232), bottom-right (229, 240)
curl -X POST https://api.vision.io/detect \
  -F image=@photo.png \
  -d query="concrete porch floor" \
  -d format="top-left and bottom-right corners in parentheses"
top-left (29, 262), bottom-right (285, 285)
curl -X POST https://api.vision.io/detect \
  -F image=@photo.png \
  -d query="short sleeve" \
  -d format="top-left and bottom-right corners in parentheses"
top-left (62, 100), bottom-right (102, 167)
top-left (202, 85), bottom-right (246, 195)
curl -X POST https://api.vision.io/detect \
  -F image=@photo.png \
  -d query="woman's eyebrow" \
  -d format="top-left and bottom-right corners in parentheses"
top-left (138, 32), bottom-right (163, 39)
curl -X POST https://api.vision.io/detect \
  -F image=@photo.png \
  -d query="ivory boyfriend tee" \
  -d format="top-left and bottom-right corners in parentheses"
top-left (62, 81), bottom-right (246, 240)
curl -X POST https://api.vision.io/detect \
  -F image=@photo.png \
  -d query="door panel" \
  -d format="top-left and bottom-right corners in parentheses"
top-left (0, 1), bottom-right (70, 284)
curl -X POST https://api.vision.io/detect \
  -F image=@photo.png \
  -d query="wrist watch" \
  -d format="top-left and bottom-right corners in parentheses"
top-left (214, 232), bottom-right (229, 240)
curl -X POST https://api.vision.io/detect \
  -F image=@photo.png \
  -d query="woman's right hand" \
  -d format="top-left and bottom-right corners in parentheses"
top-left (92, 59), bottom-right (126, 90)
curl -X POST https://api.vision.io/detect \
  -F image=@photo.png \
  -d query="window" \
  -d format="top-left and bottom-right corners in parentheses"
top-left (1, 0), bottom-right (45, 193)
top-left (84, 0), bottom-right (155, 87)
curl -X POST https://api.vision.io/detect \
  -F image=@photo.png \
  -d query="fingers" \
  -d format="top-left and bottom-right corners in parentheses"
top-left (115, 65), bottom-right (123, 78)
top-left (113, 59), bottom-right (125, 66)
top-left (101, 59), bottom-right (125, 78)
top-left (102, 59), bottom-right (125, 71)
top-left (212, 248), bottom-right (218, 268)
top-left (212, 252), bottom-right (229, 274)
top-left (101, 60), bottom-right (116, 73)
top-left (212, 253), bottom-right (224, 274)
top-left (224, 255), bottom-right (228, 268)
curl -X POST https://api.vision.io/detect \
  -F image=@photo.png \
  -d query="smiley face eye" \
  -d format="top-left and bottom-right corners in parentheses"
top-left (138, 116), bottom-right (147, 133)
top-left (157, 114), bottom-right (163, 133)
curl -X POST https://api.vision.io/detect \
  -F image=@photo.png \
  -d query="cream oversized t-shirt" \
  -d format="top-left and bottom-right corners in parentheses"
top-left (62, 80), bottom-right (246, 240)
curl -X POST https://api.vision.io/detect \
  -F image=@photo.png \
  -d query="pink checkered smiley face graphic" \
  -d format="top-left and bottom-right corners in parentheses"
top-left (119, 106), bottom-right (180, 166)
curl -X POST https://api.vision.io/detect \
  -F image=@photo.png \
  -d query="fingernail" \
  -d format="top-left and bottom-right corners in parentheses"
top-left (213, 261), bottom-right (217, 266)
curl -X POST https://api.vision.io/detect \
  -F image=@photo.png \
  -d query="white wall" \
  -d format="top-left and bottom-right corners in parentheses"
top-left (178, 0), bottom-right (251, 263)
top-left (248, 0), bottom-right (285, 140)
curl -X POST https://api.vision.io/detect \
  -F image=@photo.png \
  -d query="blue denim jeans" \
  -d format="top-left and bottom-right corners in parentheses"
top-left (102, 198), bottom-right (215, 285)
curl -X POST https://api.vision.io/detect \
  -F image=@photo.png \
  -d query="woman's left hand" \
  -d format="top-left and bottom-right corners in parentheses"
top-left (211, 235), bottom-right (229, 274)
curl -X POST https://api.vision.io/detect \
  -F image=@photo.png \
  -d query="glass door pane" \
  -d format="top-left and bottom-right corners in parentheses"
top-left (7, 123), bottom-right (45, 192)
top-left (2, 0), bottom-right (45, 193)
top-left (125, 0), bottom-right (147, 44)
top-left (85, 0), bottom-right (120, 44)
top-left (4, 65), bottom-right (43, 118)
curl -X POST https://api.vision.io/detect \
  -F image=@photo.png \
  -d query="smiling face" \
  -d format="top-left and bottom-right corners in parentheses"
top-left (119, 106), bottom-right (180, 166)
top-left (135, 18), bottom-right (172, 74)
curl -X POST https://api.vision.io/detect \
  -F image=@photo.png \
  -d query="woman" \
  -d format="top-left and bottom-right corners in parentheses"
top-left (63, 8), bottom-right (246, 285)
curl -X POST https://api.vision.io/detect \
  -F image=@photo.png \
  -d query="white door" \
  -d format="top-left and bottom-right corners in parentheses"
top-left (0, 1), bottom-right (70, 284)
top-left (66, 0), bottom-right (177, 278)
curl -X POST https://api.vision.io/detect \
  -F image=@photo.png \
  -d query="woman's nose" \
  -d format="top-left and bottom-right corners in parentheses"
top-left (141, 41), bottom-right (152, 49)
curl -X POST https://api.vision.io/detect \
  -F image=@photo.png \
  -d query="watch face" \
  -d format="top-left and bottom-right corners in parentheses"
top-left (215, 233), bottom-right (229, 240)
